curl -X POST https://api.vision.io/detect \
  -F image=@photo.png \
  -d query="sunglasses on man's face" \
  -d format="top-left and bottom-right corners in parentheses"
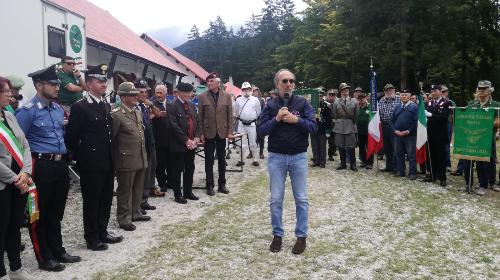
top-left (281, 79), bottom-right (295, 84)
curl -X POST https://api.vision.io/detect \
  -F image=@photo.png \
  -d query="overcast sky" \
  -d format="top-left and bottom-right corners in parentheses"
top-left (88, 0), bottom-right (308, 47)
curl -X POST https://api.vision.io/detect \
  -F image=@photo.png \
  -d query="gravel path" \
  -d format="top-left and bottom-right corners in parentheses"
top-left (14, 150), bottom-right (500, 279)
top-left (18, 147), bottom-right (265, 280)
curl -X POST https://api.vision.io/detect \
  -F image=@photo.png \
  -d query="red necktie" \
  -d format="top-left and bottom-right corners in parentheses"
top-left (183, 102), bottom-right (194, 140)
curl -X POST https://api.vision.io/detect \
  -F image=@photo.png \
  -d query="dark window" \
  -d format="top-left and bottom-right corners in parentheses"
top-left (47, 25), bottom-right (66, 58)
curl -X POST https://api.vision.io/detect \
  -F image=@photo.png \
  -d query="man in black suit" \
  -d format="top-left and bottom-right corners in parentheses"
top-left (65, 64), bottom-right (123, 251)
top-left (167, 83), bottom-right (201, 203)
top-left (151, 85), bottom-right (171, 193)
top-left (424, 84), bottom-right (451, 186)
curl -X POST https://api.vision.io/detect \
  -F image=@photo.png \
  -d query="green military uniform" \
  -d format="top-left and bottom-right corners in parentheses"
top-left (332, 83), bottom-right (359, 169)
top-left (463, 80), bottom-right (500, 194)
top-left (57, 70), bottom-right (83, 106)
top-left (112, 82), bottom-right (148, 228)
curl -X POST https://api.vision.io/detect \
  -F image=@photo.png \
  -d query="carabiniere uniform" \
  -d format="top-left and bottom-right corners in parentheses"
top-left (65, 64), bottom-right (121, 250)
top-left (425, 88), bottom-right (451, 183)
top-left (15, 65), bottom-right (78, 268)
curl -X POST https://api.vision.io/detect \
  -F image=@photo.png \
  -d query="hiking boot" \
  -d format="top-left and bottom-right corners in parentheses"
top-left (292, 237), bottom-right (307, 255)
top-left (490, 185), bottom-right (500, 192)
top-left (9, 268), bottom-right (35, 280)
top-left (336, 165), bottom-right (347, 170)
top-left (269, 236), bottom-right (282, 253)
top-left (207, 186), bottom-right (215, 196)
top-left (475, 187), bottom-right (487, 196)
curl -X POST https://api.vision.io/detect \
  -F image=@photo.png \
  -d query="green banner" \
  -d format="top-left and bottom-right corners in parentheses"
top-left (453, 108), bottom-right (494, 162)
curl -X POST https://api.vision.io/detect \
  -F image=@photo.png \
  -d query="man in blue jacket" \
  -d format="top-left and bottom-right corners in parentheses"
top-left (392, 89), bottom-right (418, 179)
top-left (257, 69), bottom-right (318, 255)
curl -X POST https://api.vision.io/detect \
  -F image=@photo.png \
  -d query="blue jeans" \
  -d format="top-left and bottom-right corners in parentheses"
top-left (394, 135), bottom-right (417, 176)
top-left (268, 152), bottom-right (309, 238)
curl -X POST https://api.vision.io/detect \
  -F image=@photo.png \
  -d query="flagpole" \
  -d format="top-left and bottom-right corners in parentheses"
top-left (420, 82), bottom-right (434, 182)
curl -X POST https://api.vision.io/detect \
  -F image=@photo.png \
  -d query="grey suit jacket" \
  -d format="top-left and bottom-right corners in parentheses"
top-left (0, 111), bottom-right (32, 190)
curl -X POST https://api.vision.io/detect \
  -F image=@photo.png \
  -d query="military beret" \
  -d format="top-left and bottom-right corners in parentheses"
top-left (28, 64), bottom-right (60, 84)
top-left (117, 82), bottom-right (139, 96)
top-left (5, 75), bottom-right (25, 89)
top-left (85, 64), bottom-right (108, 81)
top-left (134, 79), bottom-right (150, 90)
top-left (339, 83), bottom-right (350, 91)
top-left (383, 83), bottom-right (395, 90)
top-left (176, 82), bottom-right (194, 92)
top-left (430, 84), bottom-right (442, 91)
top-left (206, 72), bottom-right (220, 81)
top-left (477, 80), bottom-right (492, 88)
top-left (400, 89), bottom-right (411, 95)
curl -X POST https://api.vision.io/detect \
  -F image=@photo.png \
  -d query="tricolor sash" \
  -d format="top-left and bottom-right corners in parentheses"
top-left (0, 120), bottom-right (24, 168)
top-left (27, 181), bottom-right (40, 223)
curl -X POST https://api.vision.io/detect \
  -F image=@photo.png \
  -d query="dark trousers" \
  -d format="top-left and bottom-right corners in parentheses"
top-left (257, 135), bottom-right (265, 155)
top-left (427, 139), bottom-right (447, 181)
top-left (464, 143), bottom-right (496, 188)
top-left (395, 135), bottom-right (417, 176)
top-left (204, 135), bottom-right (226, 188)
top-left (445, 122), bottom-right (453, 167)
top-left (0, 185), bottom-right (27, 276)
top-left (456, 159), bottom-right (466, 174)
top-left (168, 150), bottom-right (196, 197)
top-left (328, 133), bottom-right (337, 157)
top-left (142, 144), bottom-right (157, 204)
top-left (311, 133), bottom-right (327, 164)
top-left (382, 123), bottom-right (395, 171)
top-left (155, 146), bottom-right (170, 191)
top-left (29, 159), bottom-right (70, 264)
top-left (80, 170), bottom-right (114, 244)
top-left (358, 134), bottom-right (373, 164)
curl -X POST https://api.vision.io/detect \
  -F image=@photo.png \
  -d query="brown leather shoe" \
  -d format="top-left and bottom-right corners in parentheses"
top-left (292, 237), bottom-right (306, 255)
top-left (150, 187), bottom-right (166, 197)
top-left (269, 236), bottom-right (282, 253)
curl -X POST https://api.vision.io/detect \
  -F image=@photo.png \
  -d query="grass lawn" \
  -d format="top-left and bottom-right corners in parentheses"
top-left (92, 160), bottom-right (499, 280)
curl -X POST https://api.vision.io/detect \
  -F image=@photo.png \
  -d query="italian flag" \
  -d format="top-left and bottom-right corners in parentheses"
top-left (416, 95), bottom-right (427, 164)
top-left (367, 108), bottom-right (383, 159)
top-left (0, 121), bottom-right (24, 169)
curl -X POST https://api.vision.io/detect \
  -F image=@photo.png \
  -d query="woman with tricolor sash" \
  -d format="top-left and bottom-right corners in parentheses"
top-left (0, 77), bottom-right (34, 280)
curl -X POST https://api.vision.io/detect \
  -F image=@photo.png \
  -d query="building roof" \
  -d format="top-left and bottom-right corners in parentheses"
top-left (50, 0), bottom-right (186, 76)
top-left (141, 34), bottom-right (209, 81)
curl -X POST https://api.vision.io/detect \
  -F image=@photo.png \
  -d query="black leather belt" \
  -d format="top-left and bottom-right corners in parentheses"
top-left (31, 153), bottom-right (65, 161)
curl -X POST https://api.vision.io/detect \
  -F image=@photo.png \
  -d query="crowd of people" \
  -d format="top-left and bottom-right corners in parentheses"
top-left (0, 56), bottom-right (497, 279)
top-left (311, 79), bottom-right (500, 197)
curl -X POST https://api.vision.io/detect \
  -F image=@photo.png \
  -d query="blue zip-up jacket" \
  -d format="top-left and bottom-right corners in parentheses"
top-left (257, 94), bottom-right (318, 154)
top-left (391, 102), bottom-right (418, 136)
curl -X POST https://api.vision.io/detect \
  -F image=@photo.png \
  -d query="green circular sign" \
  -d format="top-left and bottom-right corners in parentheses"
top-left (69, 25), bottom-right (83, 53)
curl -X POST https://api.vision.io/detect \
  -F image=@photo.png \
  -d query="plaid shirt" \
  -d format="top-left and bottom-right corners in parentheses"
top-left (379, 95), bottom-right (400, 122)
